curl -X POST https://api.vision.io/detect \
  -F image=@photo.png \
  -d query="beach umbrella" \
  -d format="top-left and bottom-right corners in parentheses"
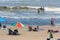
top-left (11, 22), bottom-right (25, 28)
top-left (16, 22), bottom-right (25, 28)
top-left (49, 32), bottom-right (53, 39)
top-left (11, 22), bottom-right (17, 26)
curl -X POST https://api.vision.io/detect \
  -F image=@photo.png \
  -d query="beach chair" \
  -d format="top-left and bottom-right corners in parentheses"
top-left (8, 29), bottom-right (13, 35)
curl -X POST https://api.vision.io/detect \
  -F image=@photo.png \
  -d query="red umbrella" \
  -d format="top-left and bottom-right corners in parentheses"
top-left (16, 22), bottom-right (25, 28)
top-left (16, 22), bottom-right (22, 28)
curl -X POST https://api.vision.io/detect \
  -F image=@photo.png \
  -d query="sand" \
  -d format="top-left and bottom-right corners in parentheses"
top-left (0, 25), bottom-right (60, 40)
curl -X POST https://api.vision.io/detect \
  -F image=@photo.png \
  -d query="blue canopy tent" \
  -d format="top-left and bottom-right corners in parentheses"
top-left (0, 17), bottom-right (6, 24)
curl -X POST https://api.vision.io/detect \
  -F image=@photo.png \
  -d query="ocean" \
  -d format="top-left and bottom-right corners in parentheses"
top-left (0, 0), bottom-right (60, 26)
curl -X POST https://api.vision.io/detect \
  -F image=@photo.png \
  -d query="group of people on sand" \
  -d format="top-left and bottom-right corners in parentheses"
top-left (28, 26), bottom-right (39, 32)
top-left (0, 17), bottom-right (55, 36)
top-left (8, 26), bottom-right (39, 35)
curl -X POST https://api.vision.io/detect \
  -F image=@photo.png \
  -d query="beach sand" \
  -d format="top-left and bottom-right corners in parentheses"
top-left (0, 25), bottom-right (60, 40)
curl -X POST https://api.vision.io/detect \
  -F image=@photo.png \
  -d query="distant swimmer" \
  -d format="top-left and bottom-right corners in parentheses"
top-left (37, 6), bottom-right (44, 14)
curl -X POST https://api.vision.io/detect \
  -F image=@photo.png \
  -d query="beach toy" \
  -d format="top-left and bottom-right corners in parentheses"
top-left (11, 22), bottom-right (25, 28)
top-left (49, 32), bottom-right (53, 39)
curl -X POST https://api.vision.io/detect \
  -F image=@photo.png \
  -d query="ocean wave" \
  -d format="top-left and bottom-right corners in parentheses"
top-left (16, 6), bottom-right (60, 12)
top-left (1, 14), bottom-right (60, 19)
top-left (0, 6), bottom-right (60, 19)
top-left (0, 6), bottom-right (60, 12)
top-left (22, 6), bottom-right (60, 12)
top-left (45, 7), bottom-right (60, 12)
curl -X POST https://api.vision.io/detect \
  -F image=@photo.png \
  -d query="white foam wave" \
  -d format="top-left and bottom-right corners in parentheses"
top-left (1, 15), bottom-right (60, 19)
top-left (45, 7), bottom-right (60, 12)
top-left (20, 6), bottom-right (60, 12)
top-left (0, 11), bottom-right (15, 16)
top-left (20, 6), bottom-right (40, 9)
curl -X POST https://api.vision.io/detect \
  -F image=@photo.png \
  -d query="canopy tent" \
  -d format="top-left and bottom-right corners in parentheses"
top-left (11, 22), bottom-right (25, 28)
top-left (0, 17), bottom-right (5, 24)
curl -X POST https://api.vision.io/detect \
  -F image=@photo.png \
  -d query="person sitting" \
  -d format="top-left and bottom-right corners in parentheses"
top-left (13, 29), bottom-right (19, 35)
top-left (48, 29), bottom-right (53, 33)
top-left (48, 29), bottom-right (59, 33)
top-left (8, 29), bottom-right (13, 35)
top-left (53, 30), bottom-right (59, 33)
top-left (33, 27), bottom-right (38, 31)
top-left (0, 22), bottom-right (2, 28)
top-left (48, 29), bottom-right (50, 32)
top-left (3, 25), bottom-right (6, 28)
top-left (28, 26), bottom-right (32, 31)
top-left (47, 38), bottom-right (50, 40)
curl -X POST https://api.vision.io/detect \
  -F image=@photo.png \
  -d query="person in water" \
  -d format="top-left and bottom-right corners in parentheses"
top-left (51, 18), bottom-right (55, 26)
top-left (37, 6), bottom-right (44, 14)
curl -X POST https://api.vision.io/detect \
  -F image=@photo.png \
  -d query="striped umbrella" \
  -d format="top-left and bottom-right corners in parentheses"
top-left (11, 22), bottom-right (25, 28)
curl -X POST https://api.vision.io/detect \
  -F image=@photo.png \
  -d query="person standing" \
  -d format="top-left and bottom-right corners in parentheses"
top-left (51, 18), bottom-right (55, 26)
